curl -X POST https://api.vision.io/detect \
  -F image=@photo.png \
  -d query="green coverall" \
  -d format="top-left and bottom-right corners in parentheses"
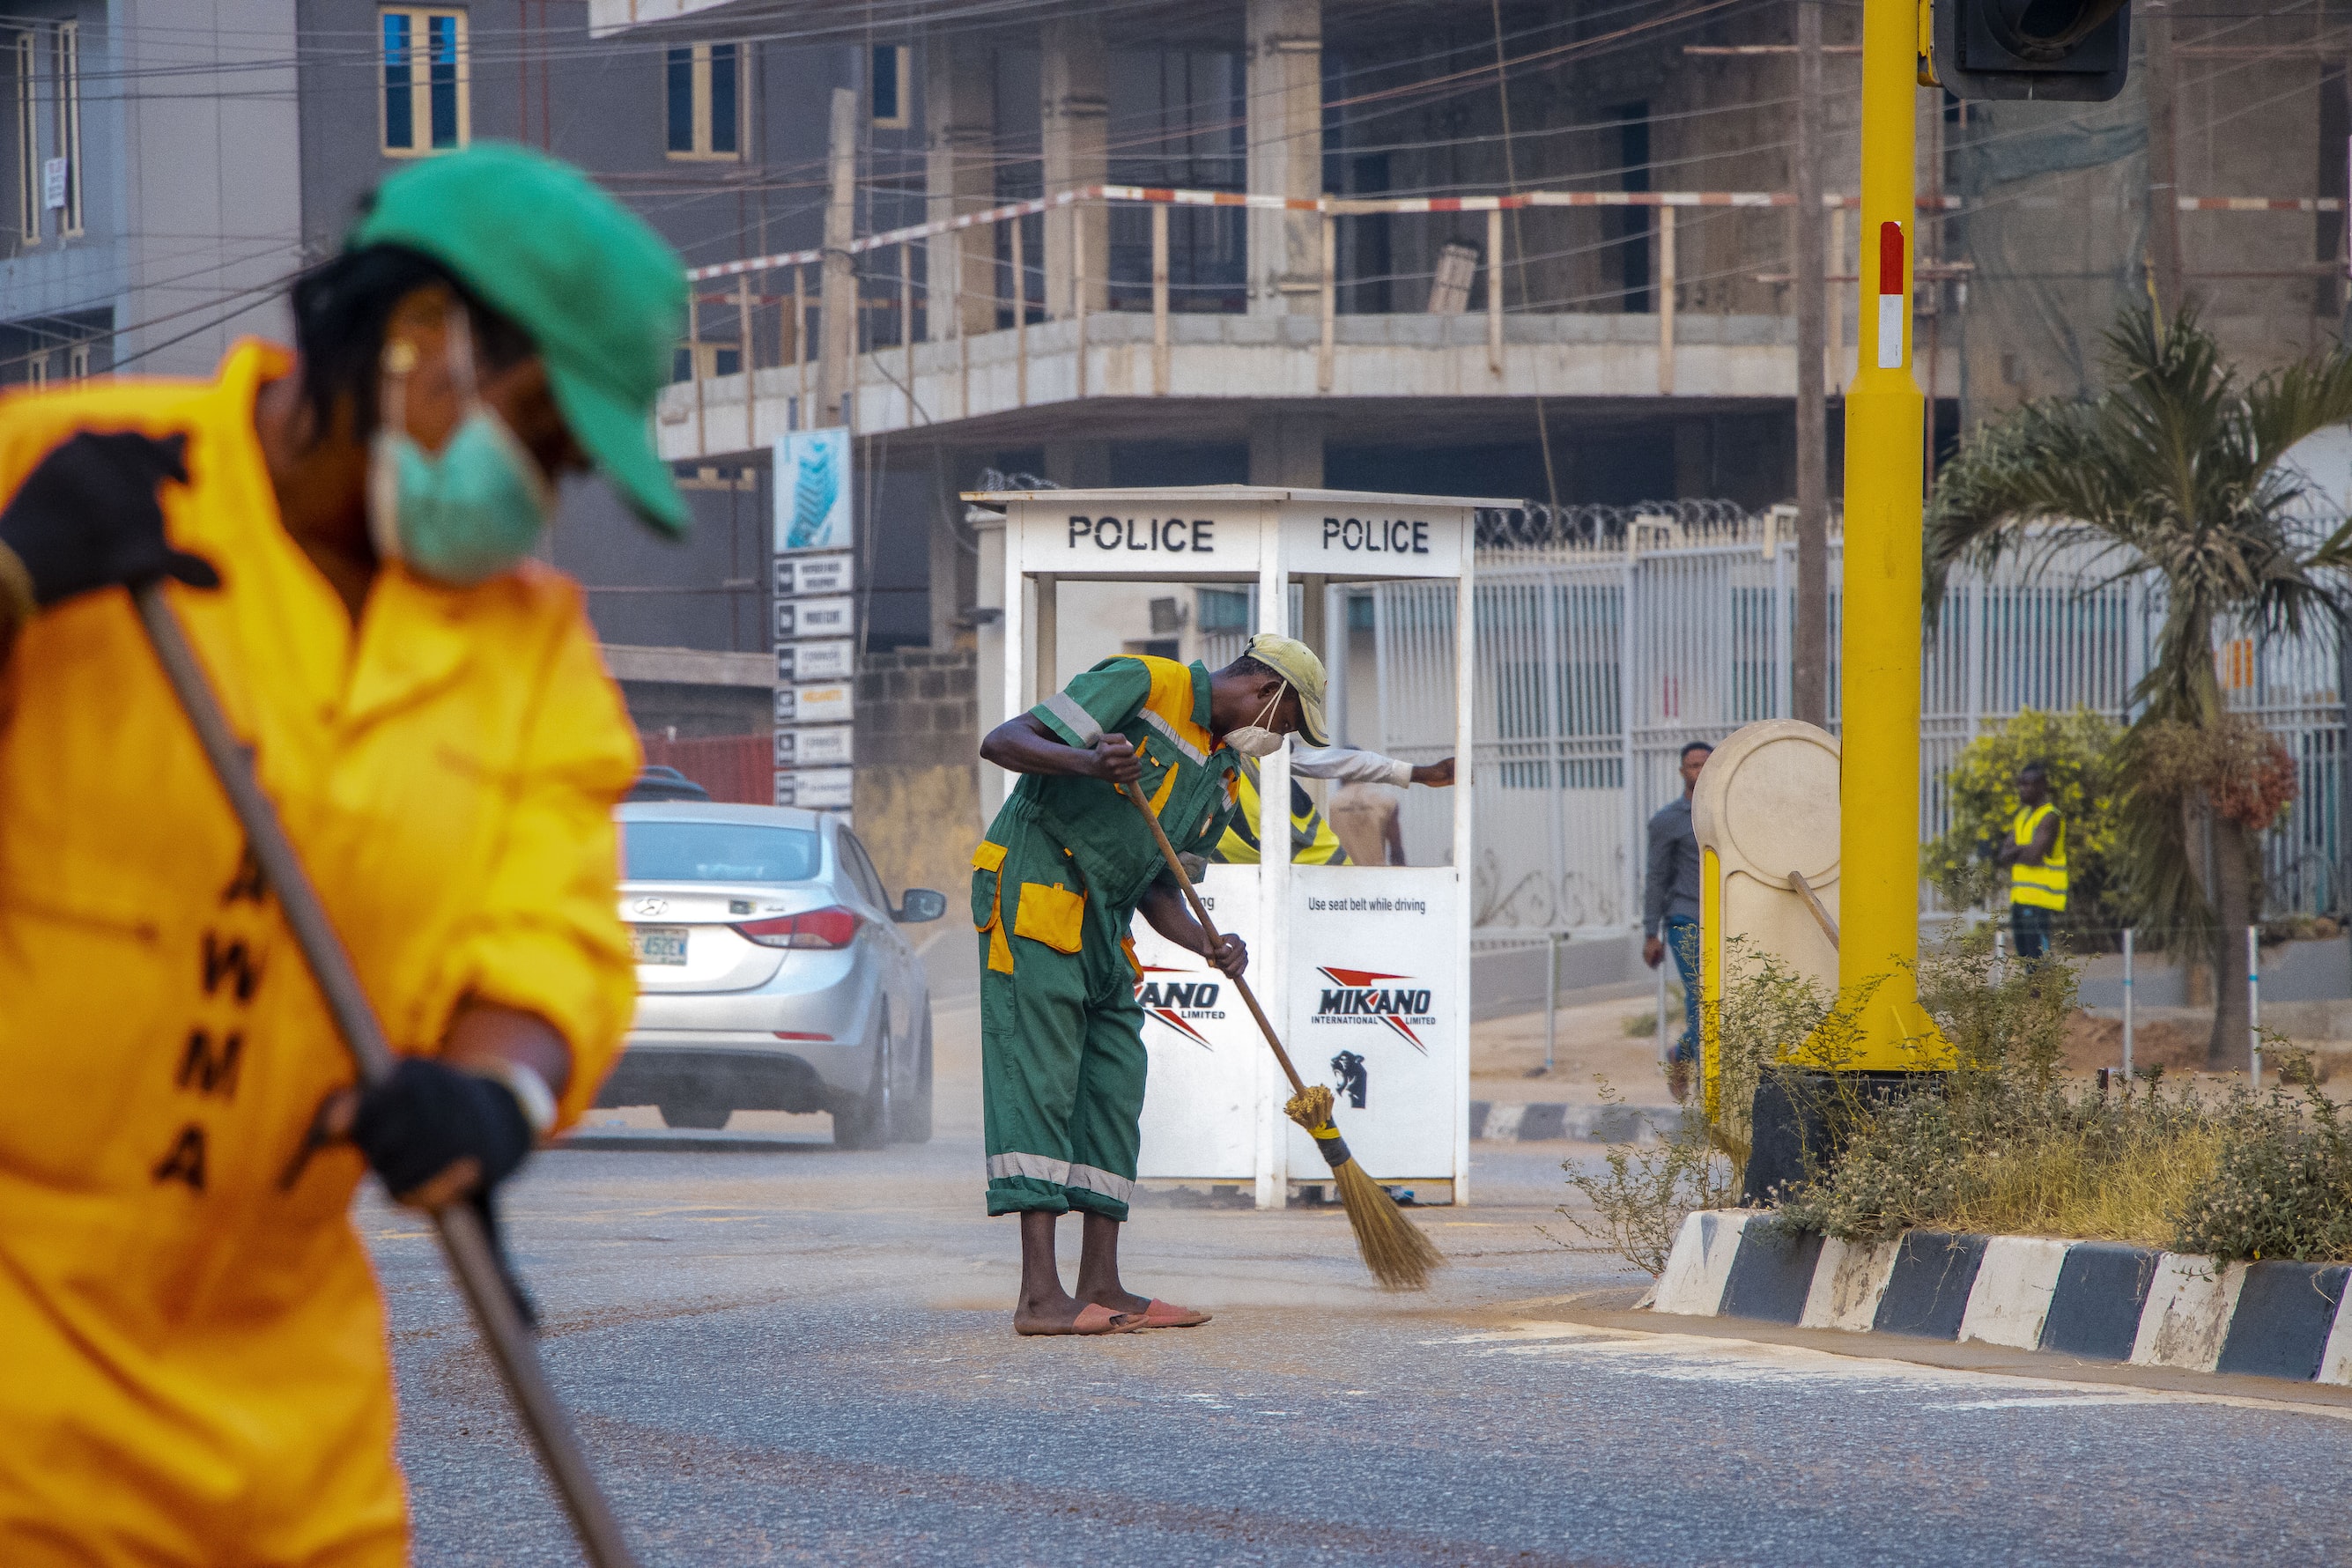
top-left (973, 655), bottom-right (1239, 1221)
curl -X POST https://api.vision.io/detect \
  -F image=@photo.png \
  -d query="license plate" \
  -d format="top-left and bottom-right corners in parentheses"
top-left (631, 925), bottom-right (690, 965)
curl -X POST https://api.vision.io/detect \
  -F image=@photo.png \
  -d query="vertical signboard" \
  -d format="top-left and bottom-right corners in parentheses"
top-left (774, 430), bottom-right (854, 554)
top-left (773, 429), bottom-right (857, 809)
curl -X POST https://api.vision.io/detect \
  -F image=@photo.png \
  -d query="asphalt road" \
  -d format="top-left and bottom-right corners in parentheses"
top-left (369, 1000), bottom-right (2352, 1566)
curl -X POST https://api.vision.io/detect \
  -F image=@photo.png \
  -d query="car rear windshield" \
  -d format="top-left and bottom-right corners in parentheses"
top-left (623, 822), bottom-right (823, 884)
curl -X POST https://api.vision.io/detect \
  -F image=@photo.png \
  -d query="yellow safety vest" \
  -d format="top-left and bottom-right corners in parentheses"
top-left (1214, 756), bottom-right (1348, 866)
top-left (2009, 802), bottom-right (2067, 910)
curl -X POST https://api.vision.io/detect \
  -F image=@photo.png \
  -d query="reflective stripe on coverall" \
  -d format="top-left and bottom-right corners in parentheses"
top-left (0, 343), bottom-right (640, 1566)
top-left (973, 655), bottom-right (1237, 1221)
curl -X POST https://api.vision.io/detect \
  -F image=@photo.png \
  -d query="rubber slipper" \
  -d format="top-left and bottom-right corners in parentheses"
top-left (1016, 1302), bottom-right (1144, 1336)
top-left (1138, 1298), bottom-right (1212, 1329)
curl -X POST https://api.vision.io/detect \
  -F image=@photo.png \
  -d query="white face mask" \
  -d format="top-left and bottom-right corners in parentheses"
top-left (1225, 683), bottom-right (1289, 758)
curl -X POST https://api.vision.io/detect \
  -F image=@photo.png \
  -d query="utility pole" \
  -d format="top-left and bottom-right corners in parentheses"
top-left (1838, 0), bottom-right (1934, 1061)
top-left (817, 86), bottom-right (858, 427)
top-left (1748, 0), bottom-right (1942, 1203)
top-left (2143, 0), bottom-right (2184, 317)
top-left (1792, 0), bottom-right (1831, 727)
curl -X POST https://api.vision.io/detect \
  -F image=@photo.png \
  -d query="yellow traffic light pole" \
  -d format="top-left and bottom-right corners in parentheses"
top-left (1826, 0), bottom-right (1941, 1066)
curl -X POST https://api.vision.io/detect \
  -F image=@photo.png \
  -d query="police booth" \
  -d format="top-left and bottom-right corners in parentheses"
top-left (968, 486), bottom-right (1486, 1208)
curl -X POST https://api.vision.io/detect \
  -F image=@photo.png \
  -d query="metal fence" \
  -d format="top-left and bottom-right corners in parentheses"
top-left (1349, 511), bottom-right (2352, 949)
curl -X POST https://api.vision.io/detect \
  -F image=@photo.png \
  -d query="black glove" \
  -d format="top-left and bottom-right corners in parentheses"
top-left (0, 431), bottom-right (218, 606)
top-left (350, 1056), bottom-right (535, 1202)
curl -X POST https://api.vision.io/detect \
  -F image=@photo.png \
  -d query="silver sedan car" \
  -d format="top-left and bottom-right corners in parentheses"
top-left (595, 802), bottom-right (947, 1146)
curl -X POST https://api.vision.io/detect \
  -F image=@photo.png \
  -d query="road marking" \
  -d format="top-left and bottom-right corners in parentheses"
top-left (1439, 1320), bottom-right (2352, 1423)
top-left (1927, 1395), bottom-right (2155, 1411)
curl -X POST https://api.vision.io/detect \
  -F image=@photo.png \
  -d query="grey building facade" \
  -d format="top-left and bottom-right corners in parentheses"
top-left (2, 1), bottom-right (303, 388)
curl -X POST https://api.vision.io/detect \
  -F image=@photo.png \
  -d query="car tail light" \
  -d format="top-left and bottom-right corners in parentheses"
top-left (733, 906), bottom-right (860, 950)
top-left (773, 1031), bottom-right (834, 1042)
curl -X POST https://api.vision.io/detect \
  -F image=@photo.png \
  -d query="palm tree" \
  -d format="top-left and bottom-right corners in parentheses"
top-left (1927, 304), bottom-right (2352, 1069)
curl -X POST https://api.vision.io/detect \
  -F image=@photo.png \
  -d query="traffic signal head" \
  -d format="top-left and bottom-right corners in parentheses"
top-left (1932, 0), bottom-right (2133, 102)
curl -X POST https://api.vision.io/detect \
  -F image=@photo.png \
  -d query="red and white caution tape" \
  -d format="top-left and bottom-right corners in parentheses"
top-left (684, 182), bottom-right (2344, 284)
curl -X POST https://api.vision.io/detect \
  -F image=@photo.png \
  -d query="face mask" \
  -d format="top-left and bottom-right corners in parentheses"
top-left (366, 307), bottom-right (553, 588)
top-left (1225, 682), bottom-right (1289, 758)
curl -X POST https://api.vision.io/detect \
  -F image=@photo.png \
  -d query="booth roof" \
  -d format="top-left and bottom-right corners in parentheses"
top-left (958, 484), bottom-right (1525, 514)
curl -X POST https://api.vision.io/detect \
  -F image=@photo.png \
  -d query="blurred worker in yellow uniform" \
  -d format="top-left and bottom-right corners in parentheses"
top-left (0, 144), bottom-right (685, 1565)
top-left (1212, 743), bottom-right (1455, 866)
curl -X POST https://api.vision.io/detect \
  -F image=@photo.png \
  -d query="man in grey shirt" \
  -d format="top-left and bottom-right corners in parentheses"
top-left (1643, 740), bottom-right (1712, 1101)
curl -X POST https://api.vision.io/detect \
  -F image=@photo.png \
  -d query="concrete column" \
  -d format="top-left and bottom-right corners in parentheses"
top-left (817, 87), bottom-right (859, 426)
top-left (1247, 411), bottom-right (1323, 487)
top-left (1041, 440), bottom-right (1112, 488)
top-left (1246, 0), bottom-right (1322, 316)
top-left (925, 41), bottom-right (997, 339)
top-left (1040, 18), bottom-right (1109, 319)
top-left (930, 458), bottom-right (978, 650)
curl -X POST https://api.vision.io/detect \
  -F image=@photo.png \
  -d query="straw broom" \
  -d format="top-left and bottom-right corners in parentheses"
top-left (1121, 781), bottom-right (1444, 1291)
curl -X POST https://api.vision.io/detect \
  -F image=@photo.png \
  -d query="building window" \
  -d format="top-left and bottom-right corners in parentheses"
top-left (870, 45), bottom-right (907, 129)
top-left (671, 341), bottom-right (741, 381)
top-left (11, 32), bottom-right (38, 247)
top-left (381, 8), bottom-right (467, 156)
top-left (665, 42), bottom-right (739, 159)
top-left (23, 351), bottom-right (46, 388)
top-left (50, 22), bottom-right (78, 236)
top-left (66, 340), bottom-right (88, 379)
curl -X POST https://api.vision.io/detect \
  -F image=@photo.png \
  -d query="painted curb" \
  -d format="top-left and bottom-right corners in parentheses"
top-left (1653, 1210), bottom-right (2352, 1385)
top-left (1469, 1100), bottom-right (1679, 1143)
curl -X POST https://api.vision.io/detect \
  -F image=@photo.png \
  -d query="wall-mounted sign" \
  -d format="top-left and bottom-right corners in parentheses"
top-left (774, 552), bottom-right (854, 597)
top-left (1002, 496), bottom-right (1474, 581)
top-left (42, 158), bottom-right (67, 211)
top-left (773, 726), bottom-right (854, 768)
top-left (774, 429), bottom-right (853, 553)
top-left (774, 682), bottom-right (854, 726)
top-left (776, 639), bottom-right (856, 684)
top-left (773, 594), bottom-right (855, 641)
top-left (773, 766), bottom-right (855, 810)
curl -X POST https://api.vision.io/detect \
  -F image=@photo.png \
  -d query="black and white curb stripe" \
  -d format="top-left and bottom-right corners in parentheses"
top-left (1653, 1209), bottom-right (2352, 1382)
top-left (1469, 1101), bottom-right (1679, 1143)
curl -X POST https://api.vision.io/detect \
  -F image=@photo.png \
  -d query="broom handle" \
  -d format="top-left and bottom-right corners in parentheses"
top-left (132, 584), bottom-right (640, 1568)
top-left (1120, 780), bottom-right (1309, 1099)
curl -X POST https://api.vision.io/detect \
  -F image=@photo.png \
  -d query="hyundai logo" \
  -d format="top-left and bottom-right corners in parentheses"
top-left (632, 897), bottom-right (669, 917)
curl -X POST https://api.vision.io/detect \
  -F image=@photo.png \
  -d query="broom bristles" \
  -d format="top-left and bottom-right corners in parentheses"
top-left (1284, 1084), bottom-right (1445, 1291)
top-left (1329, 1156), bottom-right (1446, 1291)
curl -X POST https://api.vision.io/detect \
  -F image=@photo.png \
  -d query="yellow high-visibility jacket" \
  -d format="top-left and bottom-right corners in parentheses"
top-left (1214, 754), bottom-right (1349, 866)
top-left (2009, 802), bottom-right (2068, 911)
top-left (0, 343), bottom-right (640, 1566)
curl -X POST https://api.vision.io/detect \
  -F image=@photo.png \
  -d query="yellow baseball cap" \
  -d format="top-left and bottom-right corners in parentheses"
top-left (1243, 632), bottom-right (1330, 747)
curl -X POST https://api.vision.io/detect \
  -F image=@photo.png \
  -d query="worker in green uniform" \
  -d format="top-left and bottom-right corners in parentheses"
top-left (974, 632), bottom-right (1328, 1335)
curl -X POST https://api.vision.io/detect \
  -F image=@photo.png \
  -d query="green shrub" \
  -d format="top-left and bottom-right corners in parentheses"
top-left (2171, 1086), bottom-right (2352, 1262)
top-left (1564, 926), bottom-right (2352, 1268)
top-left (1557, 942), bottom-right (1832, 1274)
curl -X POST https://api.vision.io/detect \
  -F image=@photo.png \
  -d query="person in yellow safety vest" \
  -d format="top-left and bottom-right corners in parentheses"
top-left (1995, 761), bottom-right (2067, 960)
top-left (0, 145), bottom-right (683, 1565)
top-left (1212, 744), bottom-right (1455, 865)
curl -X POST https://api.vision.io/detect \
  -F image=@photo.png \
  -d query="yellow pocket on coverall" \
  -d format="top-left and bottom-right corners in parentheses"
top-left (1013, 881), bottom-right (1087, 953)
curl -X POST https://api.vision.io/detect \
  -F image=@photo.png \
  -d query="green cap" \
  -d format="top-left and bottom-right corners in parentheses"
top-left (1244, 632), bottom-right (1331, 747)
top-left (350, 143), bottom-right (690, 536)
